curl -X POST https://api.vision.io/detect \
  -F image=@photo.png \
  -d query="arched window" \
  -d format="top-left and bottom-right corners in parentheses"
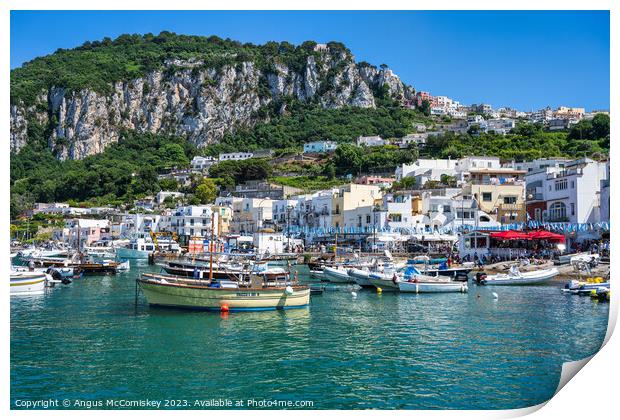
top-left (548, 202), bottom-right (567, 221)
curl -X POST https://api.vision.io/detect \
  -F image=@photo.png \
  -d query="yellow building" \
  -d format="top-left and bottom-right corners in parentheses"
top-left (462, 168), bottom-right (527, 224)
top-left (331, 184), bottom-right (383, 229)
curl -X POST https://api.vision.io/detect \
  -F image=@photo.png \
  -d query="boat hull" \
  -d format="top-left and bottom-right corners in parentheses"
top-left (399, 281), bottom-right (468, 293)
top-left (323, 267), bottom-right (355, 284)
top-left (138, 278), bottom-right (310, 311)
top-left (10, 273), bottom-right (46, 295)
top-left (347, 269), bottom-right (373, 287)
top-left (481, 268), bottom-right (560, 286)
top-left (368, 275), bottom-right (400, 291)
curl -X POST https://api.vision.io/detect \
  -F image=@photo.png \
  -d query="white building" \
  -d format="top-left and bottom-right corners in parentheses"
top-left (156, 191), bottom-right (185, 205)
top-left (399, 133), bottom-right (428, 149)
top-left (357, 135), bottom-right (388, 147)
top-left (396, 158), bottom-right (457, 183)
top-left (219, 152), bottom-right (254, 161)
top-left (170, 206), bottom-right (216, 238)
top-left (191, 156), bottom-right (218, 172)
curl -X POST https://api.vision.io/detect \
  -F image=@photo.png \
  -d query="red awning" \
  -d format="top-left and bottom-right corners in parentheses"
top-left (490, 229), bottom-right (565, 242)
top-left (527, 230), bottom-right (565, 242)
top-left (490, 230), bottom-right (530, 240)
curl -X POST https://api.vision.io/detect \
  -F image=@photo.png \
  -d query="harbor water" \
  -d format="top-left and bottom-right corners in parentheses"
top-left (11, 262), bottom-right (608, 409)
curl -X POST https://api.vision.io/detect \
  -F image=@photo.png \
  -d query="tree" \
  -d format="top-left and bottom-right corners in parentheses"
top-left (158, 178), bottom-right (179, 191)
top-left (418, 99), bottom-right (431, 116)
top-left (158, 143), bottom-right (189, 168)
top-left (333, 143), bottom-right (363, 175)
top-left (195, 178), bottom-right (218, 204)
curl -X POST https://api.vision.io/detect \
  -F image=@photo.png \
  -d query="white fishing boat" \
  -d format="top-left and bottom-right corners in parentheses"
top-left (399, 279), bottom-right (468, 293)
top-left (477, 266), bottom-right (560, 286)
top-left (323, 266), bottom-right (356, 284)
top-left (10, 271), bottom-right (48, 295)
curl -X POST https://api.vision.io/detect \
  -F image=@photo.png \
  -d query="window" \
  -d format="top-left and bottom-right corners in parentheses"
top-left (571, 181), bottom-right (575, 189)
top-left (555, 179), bottom-right (568, 191)
top-left (366, 215), bottom-right (371, 224)
top-left (390, 214), bottom-right (402, 222)
top-left (570, 203), bottom-right (575, 216)
top-left (482, 192), bottom-right (492, 202)
top-left (548, 202), bottom-right (567, 221)
top-left (503, 196), bottom-right (517, 204)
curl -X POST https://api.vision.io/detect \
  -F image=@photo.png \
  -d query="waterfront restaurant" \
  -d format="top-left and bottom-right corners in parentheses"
top-left (458, 230), bottom-right (565, 261)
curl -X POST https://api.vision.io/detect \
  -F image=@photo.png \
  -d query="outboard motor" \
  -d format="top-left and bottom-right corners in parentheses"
top-left (475, 272), bottom-right (487, 285)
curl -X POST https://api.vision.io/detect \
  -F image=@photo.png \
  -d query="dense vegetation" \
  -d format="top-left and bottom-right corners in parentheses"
top-left (423, 118), bottom-right (609, 161)
top-left (201, 99), bottom-right (432, 155)
top-left (10, 131), bottom-right (197, 218)
top-left (11, 32), bottom-right (350, 105)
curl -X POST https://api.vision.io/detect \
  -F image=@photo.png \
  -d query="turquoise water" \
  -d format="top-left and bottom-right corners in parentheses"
top-left (11, 262), bottom-right (608, 409)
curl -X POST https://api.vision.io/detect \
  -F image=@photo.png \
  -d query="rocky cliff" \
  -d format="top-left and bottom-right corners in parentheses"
top-left (11, 41), bottom-right (416, 160)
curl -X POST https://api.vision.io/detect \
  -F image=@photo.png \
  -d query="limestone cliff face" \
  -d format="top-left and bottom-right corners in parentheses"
top-left (11, 47), bottom-right (415, 159)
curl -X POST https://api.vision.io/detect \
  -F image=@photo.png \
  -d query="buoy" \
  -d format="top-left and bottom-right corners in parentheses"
top-left (220, 304), bottom-right (229, 312)
top-left (586, 277), bottom-right (594, 283)
top-left (492, 292), bottom-right (498, 300)
top-left (351, 291), bottom-right (357, 298)
top-left (376, 287), bottom-right (382, 294)
top-left (285, 286), bottom-right (294, 295)
top-left (595, 277), bottom-right (603, 283)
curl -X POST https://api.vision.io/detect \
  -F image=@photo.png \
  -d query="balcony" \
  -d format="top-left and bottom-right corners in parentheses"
top-left (499, 203), bottom-right (523, 211)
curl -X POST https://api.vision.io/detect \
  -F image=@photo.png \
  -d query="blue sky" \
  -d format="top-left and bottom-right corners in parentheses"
top-left (10, 10), bottom-right (610, 111)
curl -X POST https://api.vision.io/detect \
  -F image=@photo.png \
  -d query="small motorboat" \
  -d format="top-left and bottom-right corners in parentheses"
top-left (368, 272), bottom-right (401, 291)
top-left (399, 279), bottom-right (468, 294)
top-left (10, 271), bottom-right (48, 295)
top-left (347, 268), bottom-right (373, 287)
top-left (562, 279), bottom-right (610, 295)
top-left (323, 266), bottom-right (356, 284)
top-left (476, 265), bottom-right (560, 286)
top-left (117, 260), bottom-right (131, 271)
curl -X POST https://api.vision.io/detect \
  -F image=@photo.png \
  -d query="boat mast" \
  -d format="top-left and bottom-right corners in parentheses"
top-left (209, 208), bottom-right (215, 282)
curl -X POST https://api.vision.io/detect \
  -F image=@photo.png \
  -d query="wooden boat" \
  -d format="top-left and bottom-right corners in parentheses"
top-left (161, 261), bottom-right (288, 283)
top-left (137, 273), bottom-right (310, 311)
top-left (10, 271), bottom-right (47, 295)
top-left (399, 279), bottom-right (468, 294)
top-left (477, 266), bottom-right (559, 286)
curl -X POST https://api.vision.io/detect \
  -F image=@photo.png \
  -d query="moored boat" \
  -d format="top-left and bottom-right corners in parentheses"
top-left (476, 266), bottom-right (560, 286)
top-left (399, 279), bottom-right (468, 294)
top-left (347, 268), bottom-right (373, 287)
top-left (137, 273), bottom-right (310, 311)
top-left (10, 271), bottom-right (47, 295)
top-left (323, 266), bottom-right (356, 284)
top-left (368, 272), bottom-right (401, 291)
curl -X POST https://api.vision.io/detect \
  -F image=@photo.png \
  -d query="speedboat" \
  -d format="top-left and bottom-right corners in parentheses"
top-left (115, 238), bottom-right (156, 259)
top-left (368, 271), bottom-right (401, 291)
top-left (476, 265), bottom-right (560, 286)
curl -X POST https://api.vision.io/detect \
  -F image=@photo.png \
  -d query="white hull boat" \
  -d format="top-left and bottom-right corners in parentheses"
top-left (347, 268), bottom-right (374, 287)
top-left (323, 267), bottom-right (356, 284)
top-left (368, 272), bottom-right (401, 291)
top-left (399, 280), bottom-right (468, 293)
top-left (479, 266), bottom-right (560, 286)
top-left (10, 271), bottom-right (48, 295)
